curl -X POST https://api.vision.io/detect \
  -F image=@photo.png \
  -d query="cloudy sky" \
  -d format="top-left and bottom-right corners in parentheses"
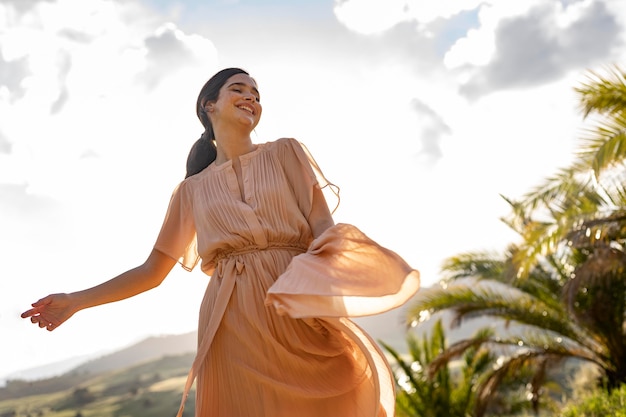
top-left (2, 0), bottom-right (625, 381)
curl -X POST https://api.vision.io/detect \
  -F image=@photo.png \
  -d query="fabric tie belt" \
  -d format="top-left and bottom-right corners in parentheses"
top-left (176, 243), bottom-right (307, 417)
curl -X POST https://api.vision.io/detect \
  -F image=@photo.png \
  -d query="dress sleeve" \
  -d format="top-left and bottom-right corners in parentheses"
top-left (266, 223), bottom-right (420, 317)
top-left (153, 180), bottom-right (199, 271)
top-left (279, 138), bottom-right (340, 216)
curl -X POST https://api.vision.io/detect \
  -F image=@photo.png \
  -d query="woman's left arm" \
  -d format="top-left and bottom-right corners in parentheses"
top-left (308, 186), bottom-right (335, 238)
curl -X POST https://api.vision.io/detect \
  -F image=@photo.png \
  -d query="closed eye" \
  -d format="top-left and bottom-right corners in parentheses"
top-left (228, 82), bottom-right (261, 102)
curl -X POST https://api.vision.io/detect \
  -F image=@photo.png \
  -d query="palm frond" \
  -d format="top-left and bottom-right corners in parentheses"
top-left (577, 114), bottom-right (626, 177)
top-left (379, 340), bottom-right (425, 412)
top-left (427, 327), bottom-right (494, 376)
top-left (440, 251), bottom-right (509, 283)
top-left (407, 283), bottom-right (581, 342)
top-left (575, 64), bottom-right (626, 118)
top-left (473, 348), bottom-right (568, 416)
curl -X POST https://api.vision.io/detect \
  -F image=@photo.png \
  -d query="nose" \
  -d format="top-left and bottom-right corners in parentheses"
top-left (244, 94), bottom-right (254, 101)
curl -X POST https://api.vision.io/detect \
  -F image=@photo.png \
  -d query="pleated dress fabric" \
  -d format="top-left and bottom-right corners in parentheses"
top-left (154, 138), bottom-right (420, 417)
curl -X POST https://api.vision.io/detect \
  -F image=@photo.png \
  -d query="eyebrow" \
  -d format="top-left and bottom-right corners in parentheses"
top-left (228, 82), bottom-right (260, 98)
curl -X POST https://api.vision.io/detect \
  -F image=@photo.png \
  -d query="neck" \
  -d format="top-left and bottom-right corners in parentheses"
top-left (213, 129), bottom-right (255, 165)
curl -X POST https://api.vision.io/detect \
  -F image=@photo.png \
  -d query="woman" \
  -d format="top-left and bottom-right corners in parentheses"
top-left (22, 68), bottom-right (420, 417)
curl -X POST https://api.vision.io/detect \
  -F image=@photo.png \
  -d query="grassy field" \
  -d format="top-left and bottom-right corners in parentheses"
top-left (0, 353), bottom-right (196, 417)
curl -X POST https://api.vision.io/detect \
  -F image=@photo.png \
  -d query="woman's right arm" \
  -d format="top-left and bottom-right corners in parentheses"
top-left (21, 248), bottom-right (177, 331)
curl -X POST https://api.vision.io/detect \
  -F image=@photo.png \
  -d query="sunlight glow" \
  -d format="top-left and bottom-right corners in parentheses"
top-left (418, 309), bottom-right (432, 323)
top-left (398, 374), bottom-right (416, 393)
top-left (410, 361), bottom-right (423, 373)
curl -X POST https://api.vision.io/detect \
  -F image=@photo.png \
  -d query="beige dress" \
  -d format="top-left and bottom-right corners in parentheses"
top-left (154, 138), bottom-right (420, 417)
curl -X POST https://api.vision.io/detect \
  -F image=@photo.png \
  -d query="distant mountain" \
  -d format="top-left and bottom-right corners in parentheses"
top-left (1, 332), bottom-right (198, 387)
top-left (0, 350), bottom-right (196, 409)
top-left (0, 332), bottom-right (198, 402)
top-left (70, 331), bottom-right (197, 376)
top-left (0, 352), bottom-right (101, 386)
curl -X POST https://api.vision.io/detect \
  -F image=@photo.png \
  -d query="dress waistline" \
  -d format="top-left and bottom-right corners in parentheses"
top-left (214, 243), bottom-right (308, 264)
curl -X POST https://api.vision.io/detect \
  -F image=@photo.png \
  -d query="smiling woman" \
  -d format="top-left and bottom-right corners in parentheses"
top-left (185, 69), bottom-right (263, 178)
top-left (21, 67), bottom-right (420, 417)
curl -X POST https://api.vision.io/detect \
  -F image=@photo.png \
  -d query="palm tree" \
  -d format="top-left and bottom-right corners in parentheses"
top-left (381, 320), bottom-right (506, 417)
top-left (510, 65), bottom-right (626, 278)
top-left (408, 251), bottom-right (583, 416)
top-left (383, 318), bottom-right (554, 417)
top-left (405, 65), bottom-right (626, 415)
top-left (575, 65), bottom-right (626, 177)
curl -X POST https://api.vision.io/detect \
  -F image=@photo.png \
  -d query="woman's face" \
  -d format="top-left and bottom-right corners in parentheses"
top-left (208, 73), bottom-right (262, 131)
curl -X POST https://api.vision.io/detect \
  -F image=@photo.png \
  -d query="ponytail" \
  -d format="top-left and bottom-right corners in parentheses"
top-left (184, 67), bottom-right (249, 178)
top-left (185, 130), bottom-right (217, 178)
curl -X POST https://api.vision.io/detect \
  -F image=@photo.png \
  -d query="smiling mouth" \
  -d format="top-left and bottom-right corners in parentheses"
top-left (237, 105), bottom-right (254, 115)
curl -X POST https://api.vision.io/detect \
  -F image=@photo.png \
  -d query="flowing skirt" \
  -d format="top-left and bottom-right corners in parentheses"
top-left (177, 224), bottom-right (420, 417)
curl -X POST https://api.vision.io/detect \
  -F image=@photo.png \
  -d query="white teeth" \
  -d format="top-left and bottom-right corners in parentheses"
top-left (238, 105), bottom-right (253, 114)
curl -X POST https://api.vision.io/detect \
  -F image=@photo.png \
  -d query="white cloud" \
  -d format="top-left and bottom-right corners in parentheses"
top-left (138, 22), bottom-right (216, 89)
top-left (334, 0), bottom-right (622, 100)
top-left (445, 0), bottom-right (622, 98)
top-left (333, 0), bottom-right (411, 35)
top-left (0, 0), bottom-right (220, 377)
top-left (411, 98), bottom-right (451, 164)
top-left (333, 0), bottom-right (483, 35)
top-left (403, 0), bottom-right (484, 23)
top-left (0, 0), bottom-right (218, 199)
top-left (443, 1), bottom-right (547, 71)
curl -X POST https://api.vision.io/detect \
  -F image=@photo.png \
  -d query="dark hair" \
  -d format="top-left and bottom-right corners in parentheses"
top-left (185, 67), bottom-right (250, 178)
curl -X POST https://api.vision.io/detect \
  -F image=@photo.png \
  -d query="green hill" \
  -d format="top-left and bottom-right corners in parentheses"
top-left (0, 352), bottom-right (196, 417)
top-left (70, 332), bottom-right (197, 376)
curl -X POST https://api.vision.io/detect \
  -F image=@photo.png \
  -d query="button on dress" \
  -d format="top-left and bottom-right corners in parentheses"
top-left (154, 138), bottom-right (420, 417)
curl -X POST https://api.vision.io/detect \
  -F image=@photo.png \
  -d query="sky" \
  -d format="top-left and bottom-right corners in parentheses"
top-left (1, 0), bottom-right (625, 382)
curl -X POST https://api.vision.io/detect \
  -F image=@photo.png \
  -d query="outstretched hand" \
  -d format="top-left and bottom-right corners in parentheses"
top-left (21, 293), bottom-right (76, 331)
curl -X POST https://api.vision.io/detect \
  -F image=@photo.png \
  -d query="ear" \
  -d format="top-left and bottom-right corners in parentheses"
top-left (200, 98), bottom-right (213, 114)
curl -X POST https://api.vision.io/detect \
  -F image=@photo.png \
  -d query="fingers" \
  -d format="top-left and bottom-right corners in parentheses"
top-left (22, 297), bottom-right (58, 330)
top-left (21, 308), bottom-right (35, 319)
top-left (28, 314), bottom-right (59, 331)
top-left (21, 294), bottom-right (67, 331)
top-left (21, 306), bottom-right (44, 318)
top-left (21, 296), bottom-right (52, 318)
